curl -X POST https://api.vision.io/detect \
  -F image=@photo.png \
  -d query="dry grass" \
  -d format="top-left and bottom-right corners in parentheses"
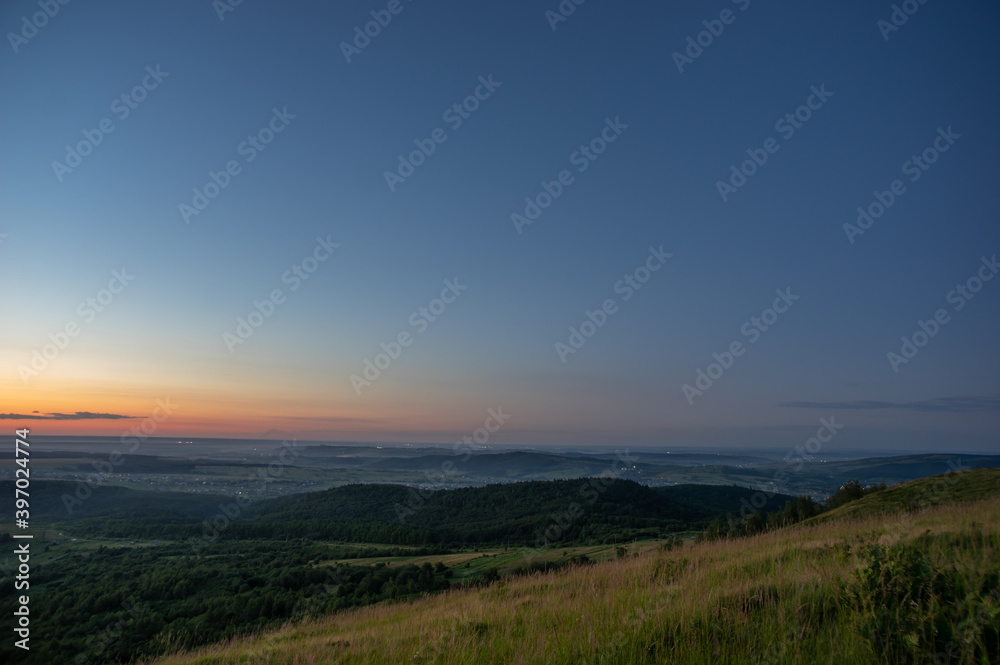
top-left (146, 496), bottom-right (1000, 664)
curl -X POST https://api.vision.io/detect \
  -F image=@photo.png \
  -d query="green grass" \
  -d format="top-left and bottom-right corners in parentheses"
top-left (325, 540), bottom-right (680, 578)
top-left (810, 467), bottom-right (1000, 522)
top-left (145, 469), bottom-right (1000, 664)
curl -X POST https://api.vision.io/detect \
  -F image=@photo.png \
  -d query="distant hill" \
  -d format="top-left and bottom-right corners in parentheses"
top-left (243, 478), bottom-right (796, 546)
top-left (365, 450), bottom-right (619, 477)
top-left (4, 477), bottom-right (795, 548)
top-left (0, 480), bottom-right (223, 522)
top-left (792, 453), bottom-right (1000, 485)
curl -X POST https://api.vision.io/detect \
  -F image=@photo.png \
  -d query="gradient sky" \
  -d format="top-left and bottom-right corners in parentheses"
top-left (1, 0), bottom-right (998, 452)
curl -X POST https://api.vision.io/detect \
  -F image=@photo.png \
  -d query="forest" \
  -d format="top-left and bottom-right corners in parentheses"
top-left (0, 477), bottom-right (806, 663)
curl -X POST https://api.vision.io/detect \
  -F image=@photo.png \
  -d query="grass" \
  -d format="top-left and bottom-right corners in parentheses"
top-left (146, 469), bottom-right (1000, 665)
top-left (325, 540), bottom-right (684, 578)
top-left (809, 465), bottom-right (1000, 523)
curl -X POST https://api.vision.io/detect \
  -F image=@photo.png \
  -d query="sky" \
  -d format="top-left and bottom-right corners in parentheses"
top-left (0, 0), bottom-right (998, 453)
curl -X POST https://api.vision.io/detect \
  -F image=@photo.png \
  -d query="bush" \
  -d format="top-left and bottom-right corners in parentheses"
top-left (853, 543), bottom-right (999, 664)
top-left (828, 480), bottom-right (885, 510)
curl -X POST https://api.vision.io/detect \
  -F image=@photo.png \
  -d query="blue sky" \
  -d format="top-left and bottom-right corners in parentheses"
top-left (1, 0), bottom-right (998, 452)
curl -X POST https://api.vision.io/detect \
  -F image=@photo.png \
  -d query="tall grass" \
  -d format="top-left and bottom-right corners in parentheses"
top-left (147, 494), bottom-right (1000, 664)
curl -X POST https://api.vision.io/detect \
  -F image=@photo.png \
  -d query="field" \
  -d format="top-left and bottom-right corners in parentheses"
top-left (326, 540), bottom-right (684, 578)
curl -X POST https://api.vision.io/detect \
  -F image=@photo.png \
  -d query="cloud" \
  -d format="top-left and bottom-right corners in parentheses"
top-left (780, 395), bottom-right (1000, 413)
top-left (0, 412), bottom-right (135, 421)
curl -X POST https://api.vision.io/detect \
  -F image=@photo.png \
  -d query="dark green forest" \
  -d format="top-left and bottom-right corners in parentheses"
top-left (0, 477), bottom-right (801, 664)
top-left (3, 478), bottom-right (795, 546)
top-left (0, 539), bottom-right (450, 664)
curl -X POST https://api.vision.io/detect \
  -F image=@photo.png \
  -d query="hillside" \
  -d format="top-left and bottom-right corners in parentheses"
top-left (148, 469), bottom-right (1000, 665)
top-left (808, 466), bottom-right (1000, 522)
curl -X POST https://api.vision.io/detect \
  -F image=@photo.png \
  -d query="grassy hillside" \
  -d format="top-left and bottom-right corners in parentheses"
top-left (809, 466), bottom-right (1000, 522)
top-left (147, 469), bottom-right (1000, 665)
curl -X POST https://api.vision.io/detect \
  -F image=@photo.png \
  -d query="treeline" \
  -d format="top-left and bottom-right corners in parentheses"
top-left (237, 478), bottom-right (794, 547)
top-left (31, 478), bottom-right (795, 548)
top-left (70, 516), bottom-right (440, 546)
top-left (701, 480), bottom-right (887, 540)
top-left (826, 479), bottom-right (888, 510)
top-left (0, 480), bottom-right (223, 522)
top-left (0, 540), bottom-right (450, 665)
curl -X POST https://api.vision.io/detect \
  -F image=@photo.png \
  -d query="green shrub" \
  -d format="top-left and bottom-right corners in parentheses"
top-left (853, 543), bottom-right (999, 664)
